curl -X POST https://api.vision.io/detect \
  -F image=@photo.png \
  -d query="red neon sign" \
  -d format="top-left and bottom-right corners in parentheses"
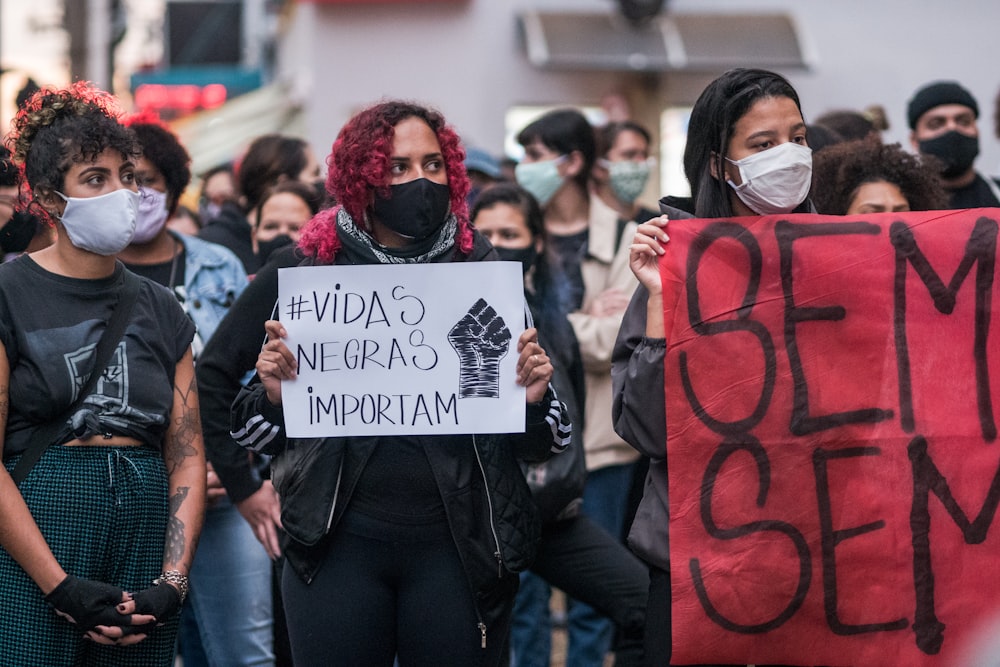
top-left (134, 83), bottom-right (228, 113)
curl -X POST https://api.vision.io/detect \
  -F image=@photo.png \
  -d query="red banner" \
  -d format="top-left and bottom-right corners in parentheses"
top-left (660, 209), bottom-right (1000, 666)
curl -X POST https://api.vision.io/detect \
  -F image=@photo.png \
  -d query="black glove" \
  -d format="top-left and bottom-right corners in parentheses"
top-left (127, 580), bottom-right (182, 628)
top-left (44, 575), bottom-right (126, 631)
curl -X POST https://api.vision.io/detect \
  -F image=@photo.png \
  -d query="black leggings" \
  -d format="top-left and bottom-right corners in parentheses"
top-left (281, 510), bottom-right (514, 667)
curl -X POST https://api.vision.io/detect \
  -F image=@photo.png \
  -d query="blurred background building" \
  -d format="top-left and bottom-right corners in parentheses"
top-left (2, 0), bottom-right (999, 205)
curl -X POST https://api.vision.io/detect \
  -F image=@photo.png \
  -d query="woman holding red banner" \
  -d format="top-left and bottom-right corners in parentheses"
top-left (612, 68), bottom-right (815, 666)
top-left (226, 99), bottom-right (570, 667)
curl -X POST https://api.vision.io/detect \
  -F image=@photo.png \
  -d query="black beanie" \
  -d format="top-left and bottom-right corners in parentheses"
top-left (907, 81), bottom-right (979, 129)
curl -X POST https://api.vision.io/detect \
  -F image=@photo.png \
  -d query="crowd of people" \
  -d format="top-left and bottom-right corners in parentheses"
top-left (0, 67), bottom-right (995, 667)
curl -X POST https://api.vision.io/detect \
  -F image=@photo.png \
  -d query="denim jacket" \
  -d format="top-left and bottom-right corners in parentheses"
top-left (176, 231), bottom-right (248, 350)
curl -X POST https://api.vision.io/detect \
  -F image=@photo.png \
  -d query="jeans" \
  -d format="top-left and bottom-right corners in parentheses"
top-left (509, 571), bottom-right (553, 667)
top-left (178, 497), bottom-right (275, 667)
top-left (510, 512), bottom-right (648, 667)
top-left (567, 462), bottom-right (639, 667)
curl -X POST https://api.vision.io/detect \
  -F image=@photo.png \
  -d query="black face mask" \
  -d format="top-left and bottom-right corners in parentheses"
top-left (918, 130), bottom-right (980, 178)
top-left (495, 245), bottom-right (538, 277)
top-left (257, 234), bottom-right (294, 266)
top-left (0, 211), bottom-right (41, 254)
top-left (372, 178), bottom-right (451, 242)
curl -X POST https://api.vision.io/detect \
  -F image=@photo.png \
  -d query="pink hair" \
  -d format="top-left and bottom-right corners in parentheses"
top-left (299, 100), bottom-right (472, 264)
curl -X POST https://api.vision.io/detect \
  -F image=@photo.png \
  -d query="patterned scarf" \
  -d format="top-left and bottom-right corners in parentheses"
top-left (335, 206), bottom-right (457, 264)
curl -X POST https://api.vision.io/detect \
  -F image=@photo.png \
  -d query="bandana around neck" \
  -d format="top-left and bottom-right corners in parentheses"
top-left (335, 206), bottom-right (457, 264)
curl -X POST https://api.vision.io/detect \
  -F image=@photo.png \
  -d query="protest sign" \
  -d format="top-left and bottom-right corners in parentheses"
top-left (659, 209), bottom-right (1000, 666)
top-left (277, 262), bottom-right (526, 437)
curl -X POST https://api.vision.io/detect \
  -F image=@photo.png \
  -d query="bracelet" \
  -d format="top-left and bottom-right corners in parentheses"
top-left (154, 570), bottom-right (189, 604)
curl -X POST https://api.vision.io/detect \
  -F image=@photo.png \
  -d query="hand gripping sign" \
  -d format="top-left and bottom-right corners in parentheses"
top-left (657, 209), bottom-right (1000, 667)
top-left (277, 262), bottom-right (525, 437)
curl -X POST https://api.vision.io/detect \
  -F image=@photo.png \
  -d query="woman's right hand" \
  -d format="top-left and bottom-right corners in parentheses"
top-left (256, 320), bottom-right (297, 406)
top-left (45, 575), bottom-right (153, 645)
top-left (628, 215), bottom-right (670, 296)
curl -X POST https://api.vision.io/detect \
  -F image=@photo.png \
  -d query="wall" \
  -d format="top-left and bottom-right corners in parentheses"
top-left (285, 0), bottom-right (1000, 177)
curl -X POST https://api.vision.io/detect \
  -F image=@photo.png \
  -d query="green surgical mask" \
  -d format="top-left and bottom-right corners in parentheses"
top-left (603, 159), bottom-right (652, 205)
top-left (515, 156), bottom-right (565, 207)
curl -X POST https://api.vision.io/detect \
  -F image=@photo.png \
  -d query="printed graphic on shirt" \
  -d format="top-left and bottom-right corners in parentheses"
top-left (64, 340), bottom-right (164, 435)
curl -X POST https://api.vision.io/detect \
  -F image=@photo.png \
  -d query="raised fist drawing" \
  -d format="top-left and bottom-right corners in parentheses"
top-left (448, 298), bottom-right (512, 398)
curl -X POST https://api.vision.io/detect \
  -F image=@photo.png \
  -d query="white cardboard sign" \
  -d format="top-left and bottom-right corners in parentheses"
top-left (276, 262), bottom-right (527, 437)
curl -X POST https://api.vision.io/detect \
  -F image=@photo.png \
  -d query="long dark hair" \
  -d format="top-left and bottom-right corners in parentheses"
top-left (685, 68), bottom-right (802, 218)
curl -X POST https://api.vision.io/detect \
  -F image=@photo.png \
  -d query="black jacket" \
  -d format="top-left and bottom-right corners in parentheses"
top-left (196, 244), bottom-right (303, 503)
top-left (232, 383), bottom-right (562, 590)
top-left (226, 228), bottom-right (570, 639)
top-left (198, 200), bottom-right (259, 275)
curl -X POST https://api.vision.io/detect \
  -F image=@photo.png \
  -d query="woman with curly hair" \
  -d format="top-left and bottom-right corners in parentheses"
top-left (206, 99), bottom-right (569, 666)
top-left (811, 137), bottom-right (949, 214)
top-left (0, 83), bottom-right (206, 665)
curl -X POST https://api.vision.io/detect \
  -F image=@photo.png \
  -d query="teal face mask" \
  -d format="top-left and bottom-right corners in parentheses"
top-left (603, 159), bottom-right (652, 205)
top-left (515, 156), bottom-right (565, 207)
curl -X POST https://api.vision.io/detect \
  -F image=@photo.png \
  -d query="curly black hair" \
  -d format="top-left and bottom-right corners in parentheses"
top-left (0, 145), bottom-right (18, 188)
top-left (811, 138), bottom-right (948, 214)
top-left (5, 82), bottom-right (138, 205)
top-left (128, 121), bottom-right (192, 217)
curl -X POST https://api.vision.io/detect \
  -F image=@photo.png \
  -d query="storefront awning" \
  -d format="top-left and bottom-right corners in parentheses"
top-left (170, 81), bottom-right (306, 177)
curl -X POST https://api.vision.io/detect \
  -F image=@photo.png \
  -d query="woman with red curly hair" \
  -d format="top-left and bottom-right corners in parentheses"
top-left (297, 99), bottom-right (475, 262)
top-left (0, 83), bottom-right (206, 665)
top-left (201, 99), bottom-right (570, 666)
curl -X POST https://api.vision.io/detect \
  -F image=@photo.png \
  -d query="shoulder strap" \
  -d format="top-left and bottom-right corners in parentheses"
top-left (11, 271), bottom-right (142, 485)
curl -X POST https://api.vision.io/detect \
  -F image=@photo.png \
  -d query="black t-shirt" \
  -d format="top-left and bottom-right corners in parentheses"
top-left (0, 256), bottom-right (195, 456)
top-left (547, 229), bottom-right (589, 314)
top-left (349, 436), bottom-right (449, 524)
top-left (124, 247), bottom-right (187, 294)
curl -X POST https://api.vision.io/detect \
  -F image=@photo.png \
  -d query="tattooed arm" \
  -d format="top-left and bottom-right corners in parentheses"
top-left (161, 347), bottom-right (207, 577)
top-left (109, 348), bottom-right (207, 631)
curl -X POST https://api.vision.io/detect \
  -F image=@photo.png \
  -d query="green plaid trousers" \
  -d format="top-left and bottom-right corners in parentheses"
top-left (1, 445), bottom-right (178, 667)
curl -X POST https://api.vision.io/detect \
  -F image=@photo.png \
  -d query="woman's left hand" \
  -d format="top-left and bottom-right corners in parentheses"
top-left (516, 328), bottom-right (552, 404)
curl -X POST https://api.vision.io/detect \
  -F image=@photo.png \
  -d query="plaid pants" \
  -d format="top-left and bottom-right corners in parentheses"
top-left (1, 445), bottom-right (177, 667)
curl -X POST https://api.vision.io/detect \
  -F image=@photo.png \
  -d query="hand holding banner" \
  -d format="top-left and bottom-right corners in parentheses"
top-left (277, 262), bottom-right (526, 437)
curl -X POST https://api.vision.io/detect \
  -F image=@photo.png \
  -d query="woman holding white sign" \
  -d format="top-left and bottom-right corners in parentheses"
top-left (230, 100), bottom-right (570, 667)
top-left (613, 68), bottom-right (816, 666)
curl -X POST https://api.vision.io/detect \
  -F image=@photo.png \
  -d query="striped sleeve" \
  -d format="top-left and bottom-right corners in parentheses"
top-left (543, 384), bottom-right (572, 455)
top-left (230, 383), bottom-right (286, 455)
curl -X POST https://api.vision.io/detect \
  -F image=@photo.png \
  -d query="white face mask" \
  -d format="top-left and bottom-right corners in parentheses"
top-left (133, 188), bottom-right (169, 244)
top-left (55, 188), bottom-right (139, 256)
top-left (726, 142), bottom-right (813, 215)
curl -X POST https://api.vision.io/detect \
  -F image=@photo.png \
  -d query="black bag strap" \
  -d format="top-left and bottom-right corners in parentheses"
top-left (10, 271), bottom-right (142, 485)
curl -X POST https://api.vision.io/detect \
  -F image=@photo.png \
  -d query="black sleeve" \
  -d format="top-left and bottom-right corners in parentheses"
top-left (611, 284), bottom-right (668, 461)
top-left (196, 255), bottom-right (288, 503)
